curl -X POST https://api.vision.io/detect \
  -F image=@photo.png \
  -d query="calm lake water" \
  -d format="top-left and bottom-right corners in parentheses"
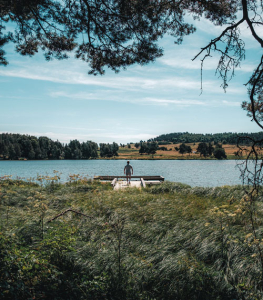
top-left (0, 160), bottom-right (243, 187)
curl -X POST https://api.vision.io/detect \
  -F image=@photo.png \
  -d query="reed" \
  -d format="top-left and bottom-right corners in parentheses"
top-left (0, 176), bottom-right (262, 299)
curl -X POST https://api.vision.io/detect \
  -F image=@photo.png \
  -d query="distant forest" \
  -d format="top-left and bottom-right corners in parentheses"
top-left (150, 132), bottom-right (263, 145)
top-left (0, 133), bottom-right (98, 160)
top-left (1, 132), bottom-right (263, 160)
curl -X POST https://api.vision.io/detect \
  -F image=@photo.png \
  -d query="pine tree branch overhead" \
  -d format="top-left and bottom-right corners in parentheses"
top-left (0, 0), bottom-right (235, 74)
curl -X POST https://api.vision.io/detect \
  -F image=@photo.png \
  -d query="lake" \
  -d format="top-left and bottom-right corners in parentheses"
top-left (0, 159), bottom-right (243, 187)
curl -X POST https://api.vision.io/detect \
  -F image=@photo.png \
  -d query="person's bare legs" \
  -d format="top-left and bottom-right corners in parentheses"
top-left (126, 174), bottom-right (131, 184)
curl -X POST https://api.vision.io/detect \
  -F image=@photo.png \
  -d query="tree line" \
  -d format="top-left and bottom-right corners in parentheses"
top-left (0, 133), bottom-right (98, 160)
top-left (99, 143), bottom-right (119, 158)
top-left (175, 142), bottom-right (227, 159)
top-left (151, 132), bottom-right (263, 145)
top-left (138, 141), bottom-right (159, 157)
top-left (0, 132), bottom-right (253, 160)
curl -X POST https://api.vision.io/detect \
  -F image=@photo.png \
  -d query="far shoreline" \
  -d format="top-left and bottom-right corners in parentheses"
top-left (0, 157), bottom-right (240, 161)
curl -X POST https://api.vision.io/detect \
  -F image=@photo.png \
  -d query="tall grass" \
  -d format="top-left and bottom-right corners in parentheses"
top-left (0, 177), bottom-right (263, 299)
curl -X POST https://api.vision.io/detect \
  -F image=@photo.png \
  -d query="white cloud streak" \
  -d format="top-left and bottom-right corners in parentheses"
top-left (1, 64), bottom-right (247, 98)
top-left (0, 130), bottom-right (154, 144)
top-left (48, 89), bottom-right (243, 108)
top-left (0, 62), bottom-right (204, 92)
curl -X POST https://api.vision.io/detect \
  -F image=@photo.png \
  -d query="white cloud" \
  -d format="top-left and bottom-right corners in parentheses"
top-left (45, 125), bottom-right (104, 132)
top-left (0, 63), bottom-right (249, 99)
top-left (49, 90), bottom-right (206, 105)
top-left (222, 100), bottom-right (240, 107)
top-left (22, 64), bottom-right (203, 91)
top-left (143, 97), bottom-right (243, 107)
top-left (160, 44), bottom-right (256, 74)
top-left (0, 130), bottom-right (154, 144)
top-left (161, 55), bottom-right (255, 73)
top-left (186, 15), bottom-right (228, 36)
top-left (48, 88), bottom-right (245, 108)
top-left (142, 97), bottom-right (206, 106)
top-left (186, 10), bottom-right (263, 50)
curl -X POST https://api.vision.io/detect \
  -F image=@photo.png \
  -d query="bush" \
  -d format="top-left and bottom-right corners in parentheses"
top-left (213, 147), bottom-right (227, 159)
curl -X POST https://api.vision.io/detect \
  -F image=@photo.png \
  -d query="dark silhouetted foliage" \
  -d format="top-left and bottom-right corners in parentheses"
top-left (152, 132), bottom-right (263, 145)
top-left (0, 133), bottom-right (98, 160)
top-left (99, 142), bottom-right (119, 158)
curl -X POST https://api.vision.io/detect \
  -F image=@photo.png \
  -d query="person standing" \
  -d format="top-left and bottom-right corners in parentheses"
top-left (124, 161), bottom-right (133, 185)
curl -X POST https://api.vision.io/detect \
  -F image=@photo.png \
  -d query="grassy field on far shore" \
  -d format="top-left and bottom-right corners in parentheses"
top-left (114, 143), bottom-right (240, 160)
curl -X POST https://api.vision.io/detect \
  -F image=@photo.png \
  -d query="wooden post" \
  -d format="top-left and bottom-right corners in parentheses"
top-left (141, 178), bottom-right (146, 188)
top-left (111, 178), bottom-right (117, 187)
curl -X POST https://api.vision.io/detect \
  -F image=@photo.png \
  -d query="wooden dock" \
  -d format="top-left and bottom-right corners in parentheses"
top-left (94, 175), bottom-right (164, 190)
top-left (113, 180), bottom-right (142, 190)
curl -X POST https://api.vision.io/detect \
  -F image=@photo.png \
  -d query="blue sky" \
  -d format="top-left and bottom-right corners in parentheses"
top-left (0, 15), bottom-right (261, 144)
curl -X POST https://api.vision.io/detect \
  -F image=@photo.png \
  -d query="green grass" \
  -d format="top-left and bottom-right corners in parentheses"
top-left (1, 177), bottom-right (263, 299)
